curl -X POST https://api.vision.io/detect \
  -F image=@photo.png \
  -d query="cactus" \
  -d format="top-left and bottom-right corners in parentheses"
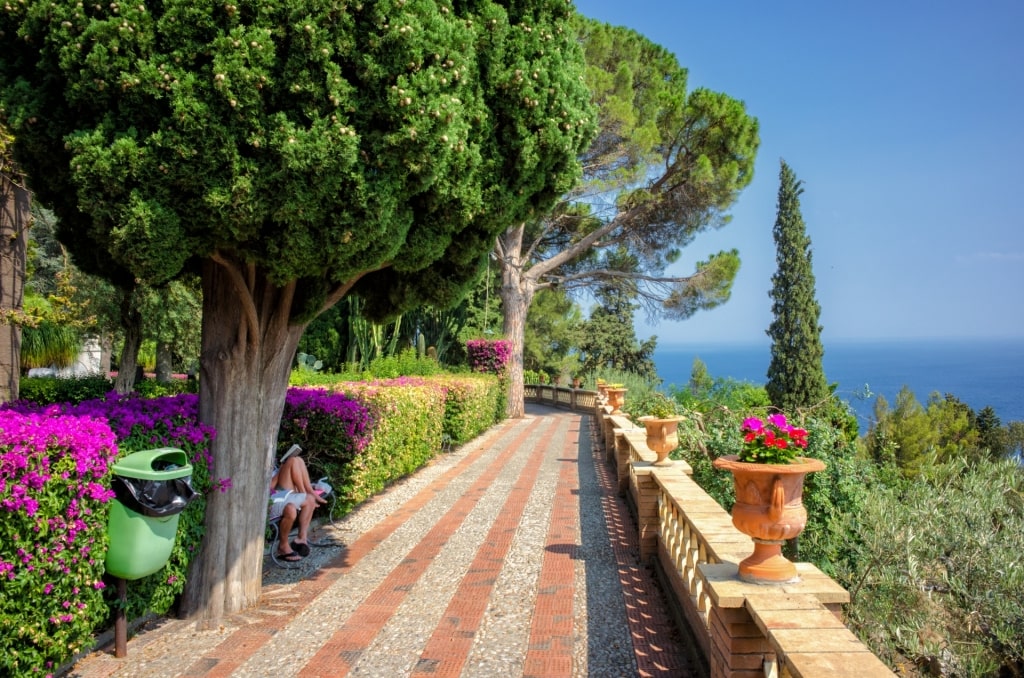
top-left (295, 352), bottom-right (323, 372)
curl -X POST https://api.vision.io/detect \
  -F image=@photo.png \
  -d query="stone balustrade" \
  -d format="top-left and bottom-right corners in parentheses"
top-left (524, 387), bottom-right (895, 678)
top-left (524, 384), bottom-right (599, 411)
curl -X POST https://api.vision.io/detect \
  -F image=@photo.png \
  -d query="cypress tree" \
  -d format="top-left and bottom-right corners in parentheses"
top-left (765, 160), bottom-right (829, 413)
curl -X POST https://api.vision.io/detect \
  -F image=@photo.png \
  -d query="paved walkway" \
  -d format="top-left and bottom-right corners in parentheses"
top-left (70, 405), bottom-right (693, 677)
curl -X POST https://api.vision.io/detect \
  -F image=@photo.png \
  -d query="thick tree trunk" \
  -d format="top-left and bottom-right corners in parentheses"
top-left (497, 226), bottom-right (535, 419)
top-left (155, 340), bottom-right (173, 382)
top-left (179, 257), bottom-right (305, 620)
top-left (0, 174), bottom-right (29, 403)
top-left (114, 290), bottom-right (142, 394)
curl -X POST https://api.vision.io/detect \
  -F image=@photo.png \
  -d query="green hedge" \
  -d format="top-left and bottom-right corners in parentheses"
top-left (278, 374), bottom-right (506, 517)
top-left (18, 376), bottom-right (113, 404)
top-left (326, 380), bottom-right (445, 513)
top-left (437, 374), bottom-right (506, 446)
top-left (19, 375), bottom-right (197, 405)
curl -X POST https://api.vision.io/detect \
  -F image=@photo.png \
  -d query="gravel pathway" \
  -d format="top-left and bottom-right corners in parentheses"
top-left (68, 405), bottom-right (693, 677)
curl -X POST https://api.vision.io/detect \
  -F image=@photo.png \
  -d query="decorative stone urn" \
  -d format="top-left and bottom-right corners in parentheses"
top-left (712, 454), bottom-right (825, 583)
top-left (605, 387), bottom-right (627, 415)
top-left (638, 416), bottom-right (683, 465)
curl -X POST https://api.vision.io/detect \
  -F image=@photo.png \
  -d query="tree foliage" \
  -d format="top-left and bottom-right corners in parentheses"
top-left (765, 160), bottom-right (829, 413)
top-left (523, 287), bottom-right (581, 379)
top-left (1, 0), bottom-right (595, 618)
top-left (576, 272), bottom-right (657, 381)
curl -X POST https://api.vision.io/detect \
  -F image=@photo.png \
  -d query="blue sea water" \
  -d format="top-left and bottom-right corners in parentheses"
top-left (653, 338), bottom-right (1024, 427)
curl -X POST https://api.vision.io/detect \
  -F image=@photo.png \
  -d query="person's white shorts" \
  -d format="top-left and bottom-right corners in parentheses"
top-left (268, 490), bottom-right (307, 521)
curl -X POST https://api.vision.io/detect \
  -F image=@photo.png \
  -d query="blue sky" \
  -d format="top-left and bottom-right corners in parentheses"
top-left (573, 0), bottom-right (1024, 345)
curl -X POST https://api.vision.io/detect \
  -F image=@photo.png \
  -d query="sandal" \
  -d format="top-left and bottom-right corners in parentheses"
top-left (276, 550), bottom-right (303, 562)
top-left (290, 541), bottom-right (311, 557)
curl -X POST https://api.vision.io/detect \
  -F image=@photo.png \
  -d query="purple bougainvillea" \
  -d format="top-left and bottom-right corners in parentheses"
top-left (465, 339), bottom-right (512, 375)
top-left (0, 410), bottom-right (119, 672)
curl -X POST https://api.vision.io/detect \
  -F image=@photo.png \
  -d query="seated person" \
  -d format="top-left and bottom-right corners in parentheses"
top-left (269, 453), bottom-right (329, 561)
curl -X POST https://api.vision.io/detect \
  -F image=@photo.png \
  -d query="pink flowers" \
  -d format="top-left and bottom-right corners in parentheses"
top-left (739, 413), bottom-right (809, 464)
top-left (465, 339), bottom-right (511, 375)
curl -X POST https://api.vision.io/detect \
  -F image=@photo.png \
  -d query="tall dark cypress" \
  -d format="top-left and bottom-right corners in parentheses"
top-left (765, 160), bottom-right (829, 413)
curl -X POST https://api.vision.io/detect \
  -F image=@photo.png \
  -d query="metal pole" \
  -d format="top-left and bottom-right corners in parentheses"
top-left (114, 576), bottom-right (127, 658)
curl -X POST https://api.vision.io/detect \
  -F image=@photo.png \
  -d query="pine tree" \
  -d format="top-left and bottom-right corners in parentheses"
top-left (765, 160), bottom-right (829, 413)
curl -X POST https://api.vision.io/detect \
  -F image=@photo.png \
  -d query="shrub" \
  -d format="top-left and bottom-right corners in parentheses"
top-left (625, 389), bottom-right (681, 424)
top-left (133, 378), bottom-right (198, 398)
top-left (4, 394), bottom-right (220, 626)
top-left (434, 374), bottom-right (504, 446)
top-left (18, 376), bottom-right (113, 405)
top-left (329, 379), bottom-right (446, 512)
top-left (840, 460), bottom-right (1024, 676)
top-left (465, 339), bottom-right (511, 375)
top-left (0, 411), bottom-right (117, 676)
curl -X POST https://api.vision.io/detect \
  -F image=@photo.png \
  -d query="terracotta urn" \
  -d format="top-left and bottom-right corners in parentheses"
top-left (596, 383), bottom-right (609, 401)
top-left (605, 387), bottom-right (627, 414)
top-left (639, 416), bottom-right (683, 465)
top-left (712, 454), bottom-right (825, 583)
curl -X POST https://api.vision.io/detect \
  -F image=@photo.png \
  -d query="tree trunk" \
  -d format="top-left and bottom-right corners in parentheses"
top-left (179, 257), bottom-right (306, 620)
top-left (497, 225), bottom-right (535, 419)
top-left (0, 174), bottom-right (29, 403)
top-left (114, 289), bottom-right (142, 394)
top-left (99, 332), bottom-right (113, 376)
top-left (155, 340), bottom-right (173, 382)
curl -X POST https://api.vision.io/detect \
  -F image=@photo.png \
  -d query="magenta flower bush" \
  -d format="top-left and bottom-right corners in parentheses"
top-left (0, 410), bottom-right (118, 676)
top-left (3, 392), bottom-right (219, 647)
top-left (465, 339), bottom-right (511, 375)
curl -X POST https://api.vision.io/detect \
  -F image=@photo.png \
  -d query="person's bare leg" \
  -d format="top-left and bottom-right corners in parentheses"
top-left (278, 504), bottom-right (299, 556)
top-left (293, 495), bottom-right (316, 546)
top-left (281, 457), bottom-right (327, 505)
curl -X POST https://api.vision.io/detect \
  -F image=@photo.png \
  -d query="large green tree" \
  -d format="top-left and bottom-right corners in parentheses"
top-left (765, 160), bottom-right (829, 413)
top-left (1, 0), bottom-right (594, 618)
top-left (497, 16), bottom-right (758, 417)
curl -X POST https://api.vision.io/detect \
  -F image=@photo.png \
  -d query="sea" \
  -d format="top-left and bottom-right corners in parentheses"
top-left (652, 338), bottom-right (1024, 429)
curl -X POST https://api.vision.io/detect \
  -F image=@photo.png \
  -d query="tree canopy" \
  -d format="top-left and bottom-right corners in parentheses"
top-left (0, 0), bottom-right (596, 618)
top-left (1, 0), bottom-right (594, 312)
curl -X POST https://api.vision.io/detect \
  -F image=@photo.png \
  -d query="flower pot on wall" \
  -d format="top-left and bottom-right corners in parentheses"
top-left (712, 454), bottom-right (825, 583)
top-left (638, 416), bottom-right (683, 465)
top-left (605, 387), bottom-right (627, 415)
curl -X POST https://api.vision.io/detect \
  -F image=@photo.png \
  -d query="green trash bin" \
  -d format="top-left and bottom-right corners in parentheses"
top-left (105, 448), bottom-right (198, 581)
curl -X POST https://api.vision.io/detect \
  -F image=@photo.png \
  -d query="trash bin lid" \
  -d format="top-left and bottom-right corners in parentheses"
top-left (112, 447), bottom-right (192, 480)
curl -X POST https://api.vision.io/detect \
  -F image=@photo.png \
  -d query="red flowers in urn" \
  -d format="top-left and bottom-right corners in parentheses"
top-left (713, 413), bottom-right (824, 584)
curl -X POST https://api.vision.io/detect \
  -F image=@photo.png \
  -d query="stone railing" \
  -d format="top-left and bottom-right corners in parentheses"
top-left (524, 384), bottom-right (599, 411)
top-left (594, 406), bottom-right (895, 678)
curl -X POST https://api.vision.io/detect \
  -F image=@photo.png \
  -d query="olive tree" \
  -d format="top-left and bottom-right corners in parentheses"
top-left (1, 0), bottom-right (594, 618)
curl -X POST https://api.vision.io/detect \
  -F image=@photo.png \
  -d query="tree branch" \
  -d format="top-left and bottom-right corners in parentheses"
top-left (210, 250), bottom-right (260, 349)
top-left (320, 261), bottom-right (393, 314)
